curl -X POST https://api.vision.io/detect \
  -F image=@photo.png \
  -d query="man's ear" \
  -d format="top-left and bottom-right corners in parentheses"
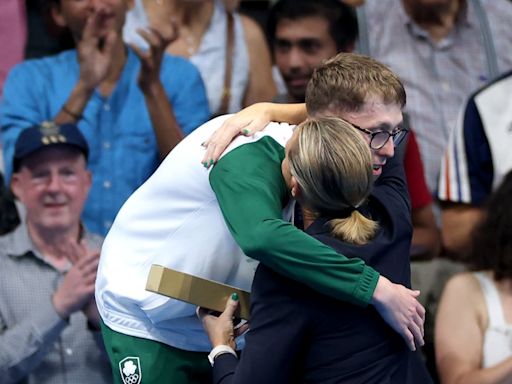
top-left (84, 169), bottom-right (93, 194)
top-left (10, 174), bottom-right (23, 202)
top-left (51, 2), bottom-right (67, 28)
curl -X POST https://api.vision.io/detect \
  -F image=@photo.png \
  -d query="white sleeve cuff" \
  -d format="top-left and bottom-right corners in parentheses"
top-left (208, 345), bottom-right (237, 366)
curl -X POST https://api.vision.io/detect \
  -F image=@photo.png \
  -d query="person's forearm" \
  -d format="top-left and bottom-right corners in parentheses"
top-left (53, 80), bottom-right (95, 124)
top-left (0, 298), bottom-right (67, 383)
top-left (266, 103), bottom-right (307, 125)
top-left (441, 205), bottom-right (483, 257)
top-left (143, 81), bottom-right (184, 159)
top-left (411, 204), bottom-right (440, 260)
top-left (446, 357), bottom-right (512, 384)
top-left (411, 227), bottom-right (440, 259)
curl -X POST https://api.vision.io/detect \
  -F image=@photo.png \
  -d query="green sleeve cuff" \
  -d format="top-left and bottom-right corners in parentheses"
top-left (352, 267), bottom-right (379, 307)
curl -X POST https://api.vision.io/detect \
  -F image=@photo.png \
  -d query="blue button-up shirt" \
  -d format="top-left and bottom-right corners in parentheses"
top-left (0, 48), bottom-right (210, 235)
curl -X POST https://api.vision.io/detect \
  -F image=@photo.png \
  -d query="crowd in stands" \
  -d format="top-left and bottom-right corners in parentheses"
top-left (0, 0), bottom-right (511, 383)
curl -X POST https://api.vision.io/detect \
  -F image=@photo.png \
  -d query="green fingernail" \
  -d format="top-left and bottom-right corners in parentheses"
top-left (243, 129), bottom-right (250, 135)
top-left (203, 162), bottom-right (208, 168)
top-left (231, 293), bottom-right (239, 301)
top-left (209, 159), bottom-right (214, 165)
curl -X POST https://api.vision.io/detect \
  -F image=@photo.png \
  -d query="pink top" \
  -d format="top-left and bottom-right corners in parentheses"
top-left (0, 0), bottom-right (26, 97)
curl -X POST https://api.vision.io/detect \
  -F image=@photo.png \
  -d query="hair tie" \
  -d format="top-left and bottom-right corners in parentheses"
top-left (354, 202), bottom-right (371, 218)
top-left (328, 206), bottom-right (357, 219)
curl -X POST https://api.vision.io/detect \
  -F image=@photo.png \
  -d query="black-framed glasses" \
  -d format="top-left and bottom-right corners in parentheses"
top-left (352, 124), bottom-right (409, 150)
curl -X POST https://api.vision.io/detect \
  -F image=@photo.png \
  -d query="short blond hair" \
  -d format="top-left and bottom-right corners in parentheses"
top-left (289, 117), bottom-right (378, 245)
top-left (305, 53), bottom-right (406, 116)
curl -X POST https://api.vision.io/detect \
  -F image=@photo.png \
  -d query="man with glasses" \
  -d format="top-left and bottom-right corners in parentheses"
top-left (0, 122), bottom-right (112, 383)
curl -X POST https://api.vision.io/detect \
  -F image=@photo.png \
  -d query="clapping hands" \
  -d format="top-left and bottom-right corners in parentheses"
top-left (130, 20), bottom-right (179, 93)
top-left (52, 239), bottom-right (101, 322)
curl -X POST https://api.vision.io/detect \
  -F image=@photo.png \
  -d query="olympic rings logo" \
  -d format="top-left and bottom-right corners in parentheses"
top-left (124, 373), bottom-right (139, 384)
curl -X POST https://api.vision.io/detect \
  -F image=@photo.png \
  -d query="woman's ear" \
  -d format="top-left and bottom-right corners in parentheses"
top-left (290, 176), bottom-right (301, 199)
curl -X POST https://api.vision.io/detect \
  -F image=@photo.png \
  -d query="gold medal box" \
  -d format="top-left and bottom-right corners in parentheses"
top-left (146, 265), bottom-right (251, 320)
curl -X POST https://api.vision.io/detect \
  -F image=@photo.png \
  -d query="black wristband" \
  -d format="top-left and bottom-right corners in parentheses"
top-left (62, 104), bottom-right (83, 121)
